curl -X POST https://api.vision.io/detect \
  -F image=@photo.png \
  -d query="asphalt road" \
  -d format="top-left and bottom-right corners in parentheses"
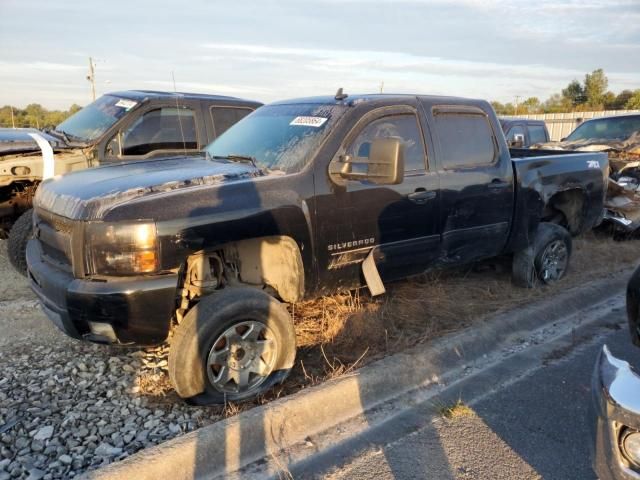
top-left (292, 306), bottom-right (640, 480)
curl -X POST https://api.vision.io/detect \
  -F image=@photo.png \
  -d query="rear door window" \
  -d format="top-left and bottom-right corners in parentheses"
top-left (433, 112), bottom-right (496, 169)
top-left (528, 125), bottom-right (548, 144)
top-left (211, 107), bottom-right (254, 137)
top-left (121, 107), bottom-right (197, 156)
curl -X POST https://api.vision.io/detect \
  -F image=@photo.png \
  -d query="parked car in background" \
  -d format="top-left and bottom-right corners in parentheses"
top-left (1, 90), bottom-right (262, 274)
top-left (27, 92), bottom-right (607, 404)
top-left (591, 266), bottom-right (640, 480)
top-left (499, 118), bottom-right (550, 148)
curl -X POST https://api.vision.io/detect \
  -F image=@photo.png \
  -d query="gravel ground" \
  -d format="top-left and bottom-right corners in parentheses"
top-left (0, 242), bottom-right (223, 480)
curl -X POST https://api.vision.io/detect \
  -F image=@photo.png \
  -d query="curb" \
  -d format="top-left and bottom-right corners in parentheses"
top-left (84, 270), bottom-right (631, 480)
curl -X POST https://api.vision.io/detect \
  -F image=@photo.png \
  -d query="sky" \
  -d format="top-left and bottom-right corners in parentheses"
top-left (1, 0), bottom-right (639, 109)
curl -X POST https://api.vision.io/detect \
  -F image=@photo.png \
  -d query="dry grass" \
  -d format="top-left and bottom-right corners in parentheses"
top-left (437, 399), bottom-right (475, 419)
top-left (281, 233), bottom-right (639, 392)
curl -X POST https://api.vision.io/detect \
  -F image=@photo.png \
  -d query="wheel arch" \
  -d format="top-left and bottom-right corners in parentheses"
top-left (183, 235), bottom-right (305, 304)
top-left (543, 188), bottom-right (587, 235)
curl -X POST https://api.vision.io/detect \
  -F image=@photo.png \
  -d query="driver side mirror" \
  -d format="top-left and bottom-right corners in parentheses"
top-left (509, 133), bottom-right (525, 148)
top-left (330, 137), bottom-right (404, 185)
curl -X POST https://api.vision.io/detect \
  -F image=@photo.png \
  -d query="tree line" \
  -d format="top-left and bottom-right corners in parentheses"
top-left (2, 69), bottom-right (639, 127)
top-left (492, 69), bottom-right (640, 115)
top-left (0, 104), bottom-right (82, 129)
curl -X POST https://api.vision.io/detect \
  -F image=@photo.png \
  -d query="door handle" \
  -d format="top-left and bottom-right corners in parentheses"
top-left (488, 179), bottom-right (510, 191)
top-left (407, 189), bottom-right (436, 204)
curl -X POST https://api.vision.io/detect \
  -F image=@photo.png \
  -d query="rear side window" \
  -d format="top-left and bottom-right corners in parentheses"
top-left (346, 114), bottom-right (427, 172)
top-left (121, 107), bottom-right (197, 156)
top-left (433, 112), bottom-right (496, 169)
top-left (528, 125), bottom-right (548, 144)
top-left (211, 107), bottom-right (253, 137)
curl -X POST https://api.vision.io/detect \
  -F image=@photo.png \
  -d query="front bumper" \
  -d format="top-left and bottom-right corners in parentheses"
top-left (591, 345), bottom-right (640, 480)
top-left (26, 239), bottom-right (179, 345)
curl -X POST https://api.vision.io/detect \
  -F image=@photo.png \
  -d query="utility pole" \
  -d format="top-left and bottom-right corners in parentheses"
top-left (514, 95), bottom-right (521, 115)
top-left (9, 106), bottom-right (15, 129)
top-left (86, 57), bottom-right (96, 101)
top-left (379, 81), bottom-right (384, 94)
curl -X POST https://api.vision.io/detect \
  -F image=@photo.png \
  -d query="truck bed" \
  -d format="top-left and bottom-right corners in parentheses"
top-left (507, 148), bottom-right (608, 252)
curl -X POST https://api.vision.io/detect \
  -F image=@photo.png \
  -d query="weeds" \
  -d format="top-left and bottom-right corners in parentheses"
top-left (437, 399), bottom-right (474, 419)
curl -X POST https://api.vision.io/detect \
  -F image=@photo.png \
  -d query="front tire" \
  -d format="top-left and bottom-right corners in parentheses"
top-left (168, 287), bottom-right (296, 405)
top-left (8, 209), bottom-right (33, 277)
top-left (512, 223), bottom-right (572, 288)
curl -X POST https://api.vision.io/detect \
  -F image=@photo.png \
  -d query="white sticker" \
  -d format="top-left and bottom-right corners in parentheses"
top-left (587, 160), bottom-right (600, 169)
top-left (115, 99), bottom-right (137, 110)
top-left (290, 116), bottom-right (328, 127)
top-left (28, 133), bottom-right (55, 180)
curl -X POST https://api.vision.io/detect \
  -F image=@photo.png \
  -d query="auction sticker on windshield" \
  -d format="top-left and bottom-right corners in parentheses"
top-left (290, 116), bottom-right (328, 127)
top-left (115, 99), bottom-right (138, 110)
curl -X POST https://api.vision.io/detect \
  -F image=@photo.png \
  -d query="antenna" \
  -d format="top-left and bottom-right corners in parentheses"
top-left (86, 57), bottom-right (96, 101)
top-left (335, 88), bottom-right (348, 101)
top-left (172, 71), bottom-right (188, 155)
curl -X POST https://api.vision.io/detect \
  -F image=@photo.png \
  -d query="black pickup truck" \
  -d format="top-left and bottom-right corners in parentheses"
top-left (1, 90), bottom-right (261, 273)
top-left (27, 93), bottom-right (608, 404)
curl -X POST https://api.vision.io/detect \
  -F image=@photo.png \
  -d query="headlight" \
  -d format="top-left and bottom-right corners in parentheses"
top-left (86, 221), bottom-right (159, 275)
top-left (622, 429), bottom-right (640, 467)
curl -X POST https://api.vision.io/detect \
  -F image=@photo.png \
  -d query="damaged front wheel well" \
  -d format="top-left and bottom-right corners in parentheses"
top-left (176, 236), bottom-right (305, 322)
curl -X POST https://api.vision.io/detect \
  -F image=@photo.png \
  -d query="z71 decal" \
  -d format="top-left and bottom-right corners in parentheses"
top-left (587, 160), bottom-right (600, 169)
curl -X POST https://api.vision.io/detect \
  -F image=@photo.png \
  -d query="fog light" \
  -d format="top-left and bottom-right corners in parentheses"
top-left (622, 430), bottom-right (640, 467)
top-left (88, 321), bottom-right (117, 342)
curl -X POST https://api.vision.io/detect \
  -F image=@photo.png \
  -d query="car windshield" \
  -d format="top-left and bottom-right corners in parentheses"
top-left (566, 116), bottom-right (640, 142)
top-left (205, 103), bottom-right (347, 173)
top-left (55, 95), bottom-right (137, 142)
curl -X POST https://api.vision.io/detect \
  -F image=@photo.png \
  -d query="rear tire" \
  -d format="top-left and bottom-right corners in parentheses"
top-left (8, 209), bottom-right (33, 277)
top-left (512, 223), bottom-right (572, 288)
top-left (168, 287), bottom-right (296, 405)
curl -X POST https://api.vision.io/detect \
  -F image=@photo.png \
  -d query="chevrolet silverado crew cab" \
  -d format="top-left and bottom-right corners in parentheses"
top-left (1, 90), bottom-right (261, 274)
top-left (27, 92), bottom-right (608, 404)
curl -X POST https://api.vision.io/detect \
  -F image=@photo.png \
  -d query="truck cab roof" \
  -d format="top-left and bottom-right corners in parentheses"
top-left (107, 90), bottom-right (262, 108)
top-left (270, 93), bottom-right (489, 109)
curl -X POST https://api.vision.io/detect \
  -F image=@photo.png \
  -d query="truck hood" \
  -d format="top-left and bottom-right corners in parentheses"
top-left (34, 156), bottom-right (265, 220)
top-left (0, 128), bottom-right (68, 157)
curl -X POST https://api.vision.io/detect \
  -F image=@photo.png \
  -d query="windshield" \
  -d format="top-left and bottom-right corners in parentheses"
top-left (566, 116), bottom-right (640, 142)
top-left (55, 95), bottom-right (137, 142)
top-left (205, 103), bottom-right (347, 173)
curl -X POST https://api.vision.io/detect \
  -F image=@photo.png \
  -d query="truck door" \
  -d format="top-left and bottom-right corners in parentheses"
top-left (313, 105), bottom-right (440, 290)
top-left (428, 105), bottom-right (513, 263)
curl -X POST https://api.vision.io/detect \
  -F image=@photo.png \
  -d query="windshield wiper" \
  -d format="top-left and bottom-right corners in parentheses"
top-left (210, 154), bottom-right (257, 168)
top-left (49, 128), bottom-right (84, 144)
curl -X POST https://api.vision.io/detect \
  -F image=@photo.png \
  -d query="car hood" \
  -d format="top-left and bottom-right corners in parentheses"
top-left (34, 156), bottom-right (265, 221)
top-left (0, 128), bottom-right (68, 156)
